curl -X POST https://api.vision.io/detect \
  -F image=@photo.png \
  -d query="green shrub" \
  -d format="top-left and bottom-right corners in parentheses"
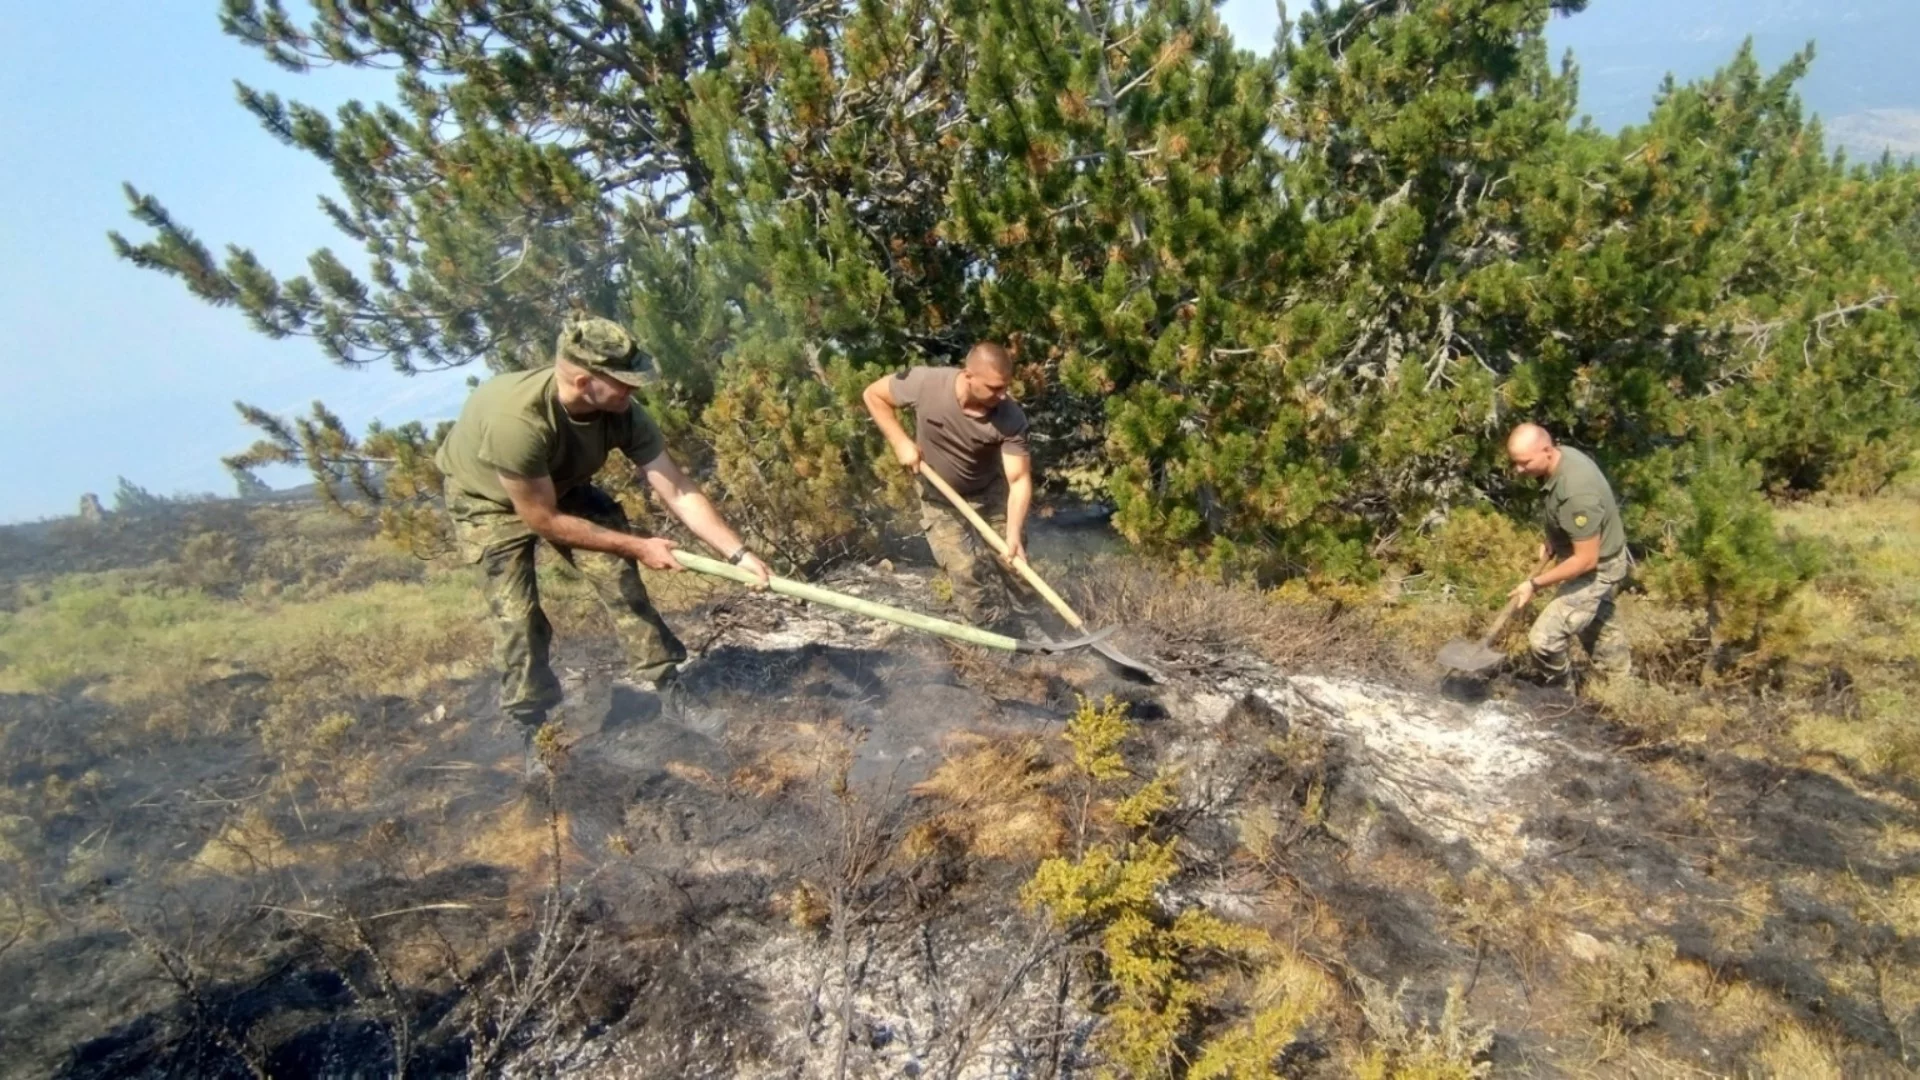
top-left (1406, 508), bottom-right (1537, 608)
top-left (1638, 453), bottom-right (1823, 654)
top-left (1023, 697), bottom-right (1331, 1077)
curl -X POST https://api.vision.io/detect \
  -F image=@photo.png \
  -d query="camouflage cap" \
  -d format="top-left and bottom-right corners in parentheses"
top-left (555, 317), bottom-right (654, 387)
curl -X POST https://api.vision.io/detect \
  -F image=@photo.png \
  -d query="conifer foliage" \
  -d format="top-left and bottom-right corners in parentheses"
top-left (115, 0), bottom-right (1919, 636)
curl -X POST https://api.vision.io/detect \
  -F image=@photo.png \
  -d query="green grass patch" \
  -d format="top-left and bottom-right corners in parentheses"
top-left (1777, 480), bottom-right (1920, 667)
top-left (0, 568), bottom-right (484, 708)
top-left (1772, 471), bottom-right (1920, 778)
top-left (0, 508), bottom-right (725, 745)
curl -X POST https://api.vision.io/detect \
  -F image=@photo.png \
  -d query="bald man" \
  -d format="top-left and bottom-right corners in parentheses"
top-left (863, 344), bottom-right (1033, 627)
top-left (1505, 424), bottom-right (1632, 682)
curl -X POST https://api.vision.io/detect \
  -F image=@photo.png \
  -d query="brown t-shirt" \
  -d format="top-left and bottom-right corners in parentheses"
top-left (434, 368), bottom-right (666, 520)
top-left (890, 366), bottom-right (1029, 495)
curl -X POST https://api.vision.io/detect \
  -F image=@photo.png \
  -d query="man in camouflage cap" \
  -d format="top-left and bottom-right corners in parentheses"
top-left (1505, 423), bottom-right (1632, 684)
top-left (436, 316), bottom-right (771, 746)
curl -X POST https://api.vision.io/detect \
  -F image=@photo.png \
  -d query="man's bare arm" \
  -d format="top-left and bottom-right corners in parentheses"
top-left (1510, 534), bottom-right (1602, 602)
top-left (638, 451), bottom-right (772, 585)
top-left (862, 375), bottom-right (921, 471)
top-left (1536, 534), bottom-right (1601, 586)
top-left (1002, 451), bottom-right (1033, 564)
top-left (498, 472), bottom-right (680, 570)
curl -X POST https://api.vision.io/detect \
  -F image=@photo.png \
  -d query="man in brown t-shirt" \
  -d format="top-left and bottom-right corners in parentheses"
top-left (862, 342), bottom-right (1032, 625)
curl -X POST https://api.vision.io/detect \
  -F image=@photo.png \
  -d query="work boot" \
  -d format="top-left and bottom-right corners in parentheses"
top-left (650, 667), bottom-right (692, 719)
top-left (613, 665), bottom-right (679, 697)
top-left (506, 703), bottom-right (549, 730)
top-left (612, 665), bottom-right (687, 722)
top-left (1523, 658), bottom-right (1572, 689)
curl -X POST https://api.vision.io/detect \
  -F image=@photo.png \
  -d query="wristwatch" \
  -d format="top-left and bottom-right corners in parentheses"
top-left (727, 545), bottom-right (751, 565)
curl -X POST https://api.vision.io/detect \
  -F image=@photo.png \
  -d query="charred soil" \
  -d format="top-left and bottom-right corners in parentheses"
top-left (1, 501), bottom-right (1916, 1077)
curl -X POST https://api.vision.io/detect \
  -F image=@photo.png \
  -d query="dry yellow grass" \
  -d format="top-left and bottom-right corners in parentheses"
top-left (1073, 555), bottom-right (1368, 666)
top-left (1772, 476), bottom-right (1920, 780)
top-left (773, 880), bottom-right (831, 931)
top-left (193, 808), bottom-right (292, 877)
top-left (1375, 598), bottom-right (1483, 655)
top-left (1433, 868), bottom-right (1613, 990)
top-left (907, 733), bottom-right (1067, 861)
top-left (1586, 675), bottom-right (1743, 748)
top-left (728, 720), bottom-right (858, 798)
top-left (0, 566), bottom-right (485, 701)
top-left (663, 760), bottom-right (724, 790)
top-left (1661, 958), bottom-right (1787, 1040)
top-left (462, 800), bottom-right (579, 878)
top-left (1752, 1020), bottom-right (1845, 1079)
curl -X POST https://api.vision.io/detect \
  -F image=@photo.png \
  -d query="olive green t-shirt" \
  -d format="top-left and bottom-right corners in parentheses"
top-left (890, 366), bottom-right (1029, 496)
top-left (435, 368), bottom-right (666, 519)
top-left (1543, 446), bottom-right (1626, 560)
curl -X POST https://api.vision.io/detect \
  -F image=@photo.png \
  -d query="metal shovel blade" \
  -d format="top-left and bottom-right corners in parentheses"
top-left (1024, 625), bottom-right (1117, 653)
top-left (1437, 557), bottom-right (1552, 676)
top-left (1092, 640), bottom-right (1163, 683)
top-left (1437, 638), bottom-right (1505, 674)
top-left (1024, 627), bottom-right (1163, 681)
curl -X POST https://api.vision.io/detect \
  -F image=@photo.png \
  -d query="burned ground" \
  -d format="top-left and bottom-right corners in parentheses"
top-left (1, 504), bottom-right (1917, 1077)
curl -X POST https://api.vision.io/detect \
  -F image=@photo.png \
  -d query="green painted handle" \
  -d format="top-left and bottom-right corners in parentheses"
top-left (671, 550), bottom-right (1026, 653)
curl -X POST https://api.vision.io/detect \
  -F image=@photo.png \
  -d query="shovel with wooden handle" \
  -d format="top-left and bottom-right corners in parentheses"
top-left (916, 464), bottom-right (1164, 683)
top-left (671, 551), bottom-right (1117, 656)
top-left (1436, 554), bottom-right (1556, 675)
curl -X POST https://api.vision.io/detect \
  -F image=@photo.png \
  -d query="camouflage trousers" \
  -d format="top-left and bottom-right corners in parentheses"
top-left (1528, 550), bottom-right (1632, 681)
top-left (449, 485), bottom-right (687, 727)
top-left (918, 477), bottom-right (1028, 628)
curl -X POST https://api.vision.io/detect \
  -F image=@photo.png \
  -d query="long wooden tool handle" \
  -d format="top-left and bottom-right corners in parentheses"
top-left (672, 550), bottom-right (1026, 653)
top-left (915, 464), bottom-right (1089, 631)
top-left (1480, 554), bottom-right (1557, 646)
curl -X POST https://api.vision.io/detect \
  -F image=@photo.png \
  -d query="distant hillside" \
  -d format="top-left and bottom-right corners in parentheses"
top-left (0, 484), bottom-right (336, 581)
top-left (1549, 0), bottom-right (1920, 158)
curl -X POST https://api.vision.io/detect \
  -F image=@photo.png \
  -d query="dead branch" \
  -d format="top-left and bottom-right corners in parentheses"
top-left (465, 767), bottom-right (603, 1077)
top-left (258, 902), bottom-right (478, 922)
top-left (110, 908), bottom-right (273, 1080)
top-left (344, 911), bottom-right (416, 1080)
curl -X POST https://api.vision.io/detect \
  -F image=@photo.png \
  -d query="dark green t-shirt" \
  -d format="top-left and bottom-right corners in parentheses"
top-left (435, 368), bottom-right (666, 519)
top-left (1543, 446), bottom-right (1626, 560)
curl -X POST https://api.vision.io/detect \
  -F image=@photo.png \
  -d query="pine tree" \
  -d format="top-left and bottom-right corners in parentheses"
top-left (113, 1), bottom-right (984, 566)
top-left (109, 0), bottom-right (1920, 634)
top-left (114, 0), bottom-right (750, 373)
top-left (948, 0), bottom-right (1296, 574)
top-left (631, 0), bottom-right (981, 563)
top-left (112, 476), bottom-right (167, 515)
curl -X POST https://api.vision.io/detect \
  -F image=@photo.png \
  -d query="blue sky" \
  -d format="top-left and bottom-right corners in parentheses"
top-left (0, 1), bottom-right (469, 523)
top-left (0, 1), bottom-right (1914, 523)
